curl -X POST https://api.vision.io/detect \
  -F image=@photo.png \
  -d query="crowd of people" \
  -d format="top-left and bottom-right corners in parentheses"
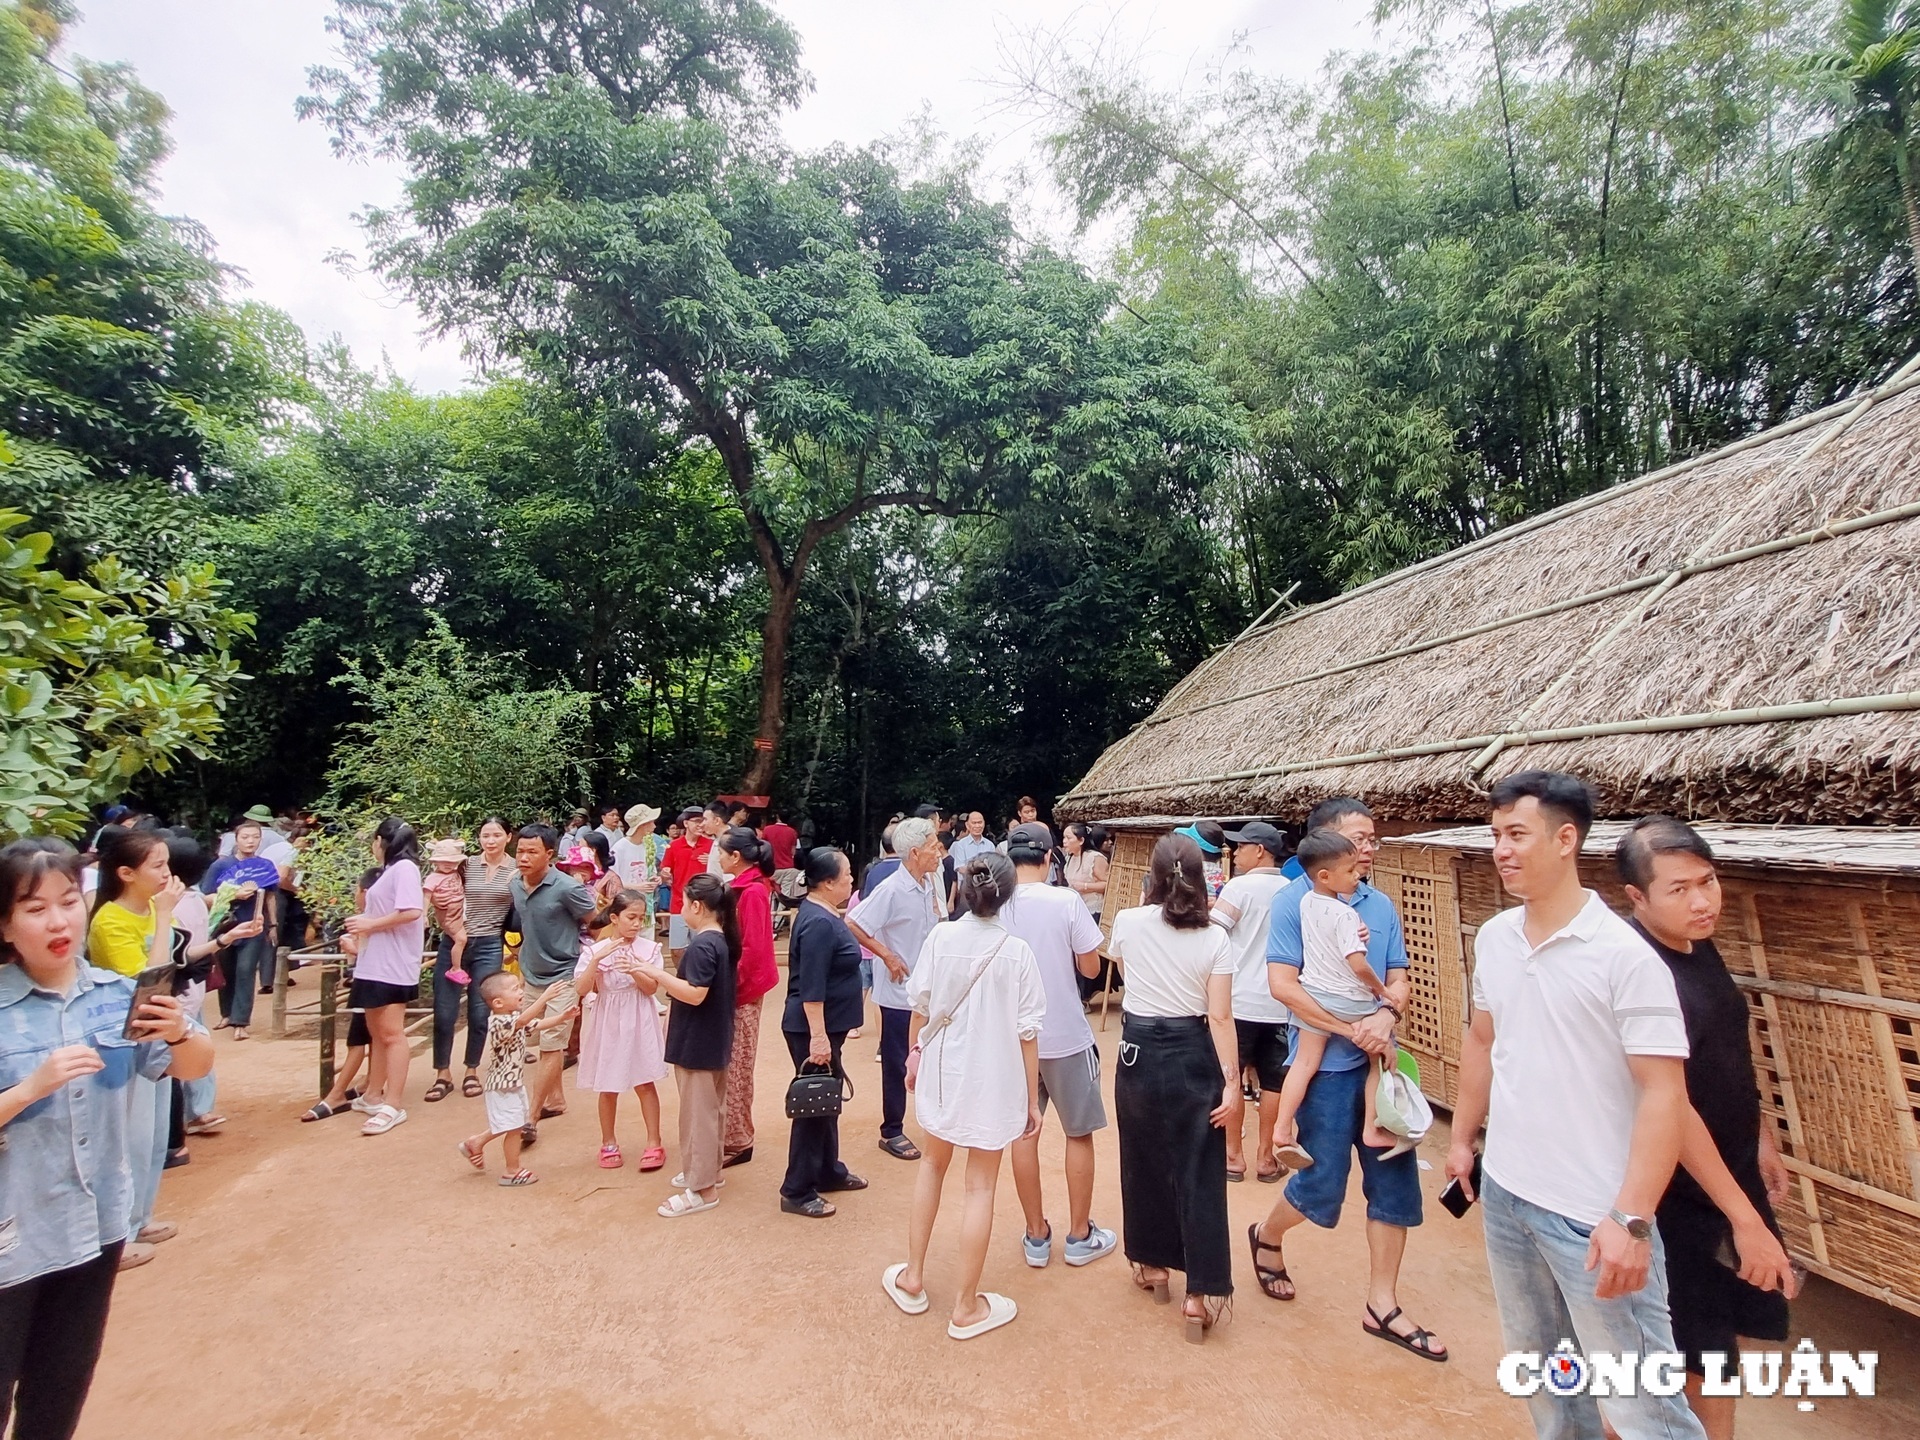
top-left (0, 774), bottom-right (1799, 1439)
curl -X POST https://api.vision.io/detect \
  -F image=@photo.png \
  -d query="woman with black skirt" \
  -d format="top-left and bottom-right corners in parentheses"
top-left (1108, 833), bottom-right (1239, 1342)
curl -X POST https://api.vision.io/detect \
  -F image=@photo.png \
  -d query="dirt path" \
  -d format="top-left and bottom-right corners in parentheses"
top-left (80, 999), bottom-right (1914, 1438)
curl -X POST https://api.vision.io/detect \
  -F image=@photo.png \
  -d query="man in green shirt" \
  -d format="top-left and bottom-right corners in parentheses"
top-left (509, 823), bottom-right (594, 1145)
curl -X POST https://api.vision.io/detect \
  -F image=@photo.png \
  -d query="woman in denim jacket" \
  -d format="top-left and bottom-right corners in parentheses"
top-left (0, 839), bottom-right (212, 1440)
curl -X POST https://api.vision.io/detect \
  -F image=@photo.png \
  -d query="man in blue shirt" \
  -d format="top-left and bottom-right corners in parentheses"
top-left (1249, 797), bottom-right (1447, 1363)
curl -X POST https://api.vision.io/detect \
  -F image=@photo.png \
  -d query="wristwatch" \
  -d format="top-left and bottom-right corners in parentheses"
top-left (1607, 1208), bottom-right (1653, 1240)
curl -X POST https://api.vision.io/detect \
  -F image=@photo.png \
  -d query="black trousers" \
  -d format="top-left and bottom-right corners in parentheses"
top-left (1115, 1014), bottom-right (1233, 1296)
top-left (781, 1029), bottom-right (852, 1202)
top-left (0, 1242), bottom-right (123, 1440)
top-left (878, 1005), bottom-right (910, 1139)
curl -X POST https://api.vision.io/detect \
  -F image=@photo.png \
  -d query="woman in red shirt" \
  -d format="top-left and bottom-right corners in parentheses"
top-left (718, 827), bottom-right (779, 1166)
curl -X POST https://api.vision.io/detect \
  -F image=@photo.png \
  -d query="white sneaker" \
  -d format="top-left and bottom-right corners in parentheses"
top-left (1064, 1222), bottom-right (1118, 1267)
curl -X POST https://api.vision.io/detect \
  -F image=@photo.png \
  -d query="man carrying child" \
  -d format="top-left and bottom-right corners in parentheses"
top-left (1247, 798), bottom-right (1445, 1362)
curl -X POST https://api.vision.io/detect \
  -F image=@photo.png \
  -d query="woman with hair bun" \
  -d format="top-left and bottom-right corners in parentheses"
top-left (881, 851), bottom-right (1045, 1341)
top-left (716, 826), bottom-right (778, 1166)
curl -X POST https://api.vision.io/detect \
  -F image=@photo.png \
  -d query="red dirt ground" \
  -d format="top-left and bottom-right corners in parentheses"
top-left (79, 996), bottom-right (1918, 1439)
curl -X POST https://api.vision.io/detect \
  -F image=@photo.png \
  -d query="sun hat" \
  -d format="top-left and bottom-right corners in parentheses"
top-left (624, 803), bottom-right (661, 828)
top-left (243, 804), bottom-right (274, 824)
top-left (1174, 823), bottom-right (1223, 856)
top-left (428, 838), bottom-right (468, 864)
top-left (559, 845), bottom-right (604, 879)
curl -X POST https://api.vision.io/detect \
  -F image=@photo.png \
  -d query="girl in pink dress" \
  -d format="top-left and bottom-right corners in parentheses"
top-left (573, 890), bottom-right (669, 1171)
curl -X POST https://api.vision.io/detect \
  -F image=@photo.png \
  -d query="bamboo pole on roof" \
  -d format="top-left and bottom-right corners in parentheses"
top-left (1134, 497), bottom-right (1920, 733)
top-left (1064, 690), bottom-right (1920, 803)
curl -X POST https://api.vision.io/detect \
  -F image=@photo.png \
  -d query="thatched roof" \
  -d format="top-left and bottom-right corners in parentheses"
top-left (1060, 362), bottom-right (1920, 826)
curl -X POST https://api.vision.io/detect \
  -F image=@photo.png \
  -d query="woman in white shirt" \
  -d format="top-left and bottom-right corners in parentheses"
top-left (1108, 833), bottom-right (1239, 1342)
top-left (881, 853), bottom-right (1045, 1342)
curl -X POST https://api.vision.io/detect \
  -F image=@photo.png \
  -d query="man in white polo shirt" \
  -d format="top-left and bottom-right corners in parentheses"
top-left (1001, 822), bottom-right (1117, 1269)
top-left (1447, 770), bottom-right (1702, 1440)
top-left (1212, 821), bottom-right (1292, 1183)
top-left (847, 816), bottom-right (945, 1163)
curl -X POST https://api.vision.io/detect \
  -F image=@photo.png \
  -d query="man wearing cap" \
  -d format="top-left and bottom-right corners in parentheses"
top-left (1211, 821), bottom-right (1293, 1184)
top-left (1002, 821), bottom-right (1118, 1268)
top-left (847, 816), bottom-right (945, 1162)
top-left (612, 804), bottom-right (664, 918)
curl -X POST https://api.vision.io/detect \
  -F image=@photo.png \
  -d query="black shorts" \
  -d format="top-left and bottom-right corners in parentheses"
top-left (348, 977), bottom-right (418, 1011)
top-left (1662, 1212), bottom-right (1790, 1374)
top-left (346, 1011), bottom-right (370, 1048)
top-left (1234, 1019), bottom-right (1290, 1092)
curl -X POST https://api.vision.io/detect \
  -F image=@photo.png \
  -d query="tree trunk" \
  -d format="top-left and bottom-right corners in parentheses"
top-left (1898, 130), bottom-right (1920, 282)
top-left (740, 568), bottom-right (800, 796)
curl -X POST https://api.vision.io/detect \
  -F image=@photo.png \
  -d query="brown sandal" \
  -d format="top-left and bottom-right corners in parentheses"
top-left (1184, 1293), bottom-right (1231, 1343)
top-left (1130, 1263), bottom-right (1171, 1304)
top-left (1247, 1223), bottom-right (1295, 1300)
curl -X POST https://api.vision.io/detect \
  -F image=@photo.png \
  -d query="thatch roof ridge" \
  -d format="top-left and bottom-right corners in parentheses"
top-left (1062, 359), bottom-right (1920, 827)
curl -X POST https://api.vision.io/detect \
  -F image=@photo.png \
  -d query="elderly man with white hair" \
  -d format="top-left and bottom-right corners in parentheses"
top-left (848, 815), bottom-right (946, 1161)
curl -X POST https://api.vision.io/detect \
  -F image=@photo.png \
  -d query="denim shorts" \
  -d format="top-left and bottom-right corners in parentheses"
top-left (1283, 1060), bottom-right (1423, 1229)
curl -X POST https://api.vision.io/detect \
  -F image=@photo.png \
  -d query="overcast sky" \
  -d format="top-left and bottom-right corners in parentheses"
top-left (66, 1), bottom-right (1371, 394)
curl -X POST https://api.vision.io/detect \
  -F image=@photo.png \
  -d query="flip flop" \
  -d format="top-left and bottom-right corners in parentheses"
top-left (457, 1139), bottom-right (486, 1170)
top-left (882, 1263), bottom-right (929, 1315)
top-left (1363, 1305), bottom-right (1448, 1362)
top-left (948, 1292), bottom-right (1017, 1341)
top-left (1273, 1142), bottom-right (1314, 1171)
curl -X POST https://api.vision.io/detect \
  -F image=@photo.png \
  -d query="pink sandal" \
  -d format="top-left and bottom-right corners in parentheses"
top-left (639, 1145), bottom-right (665, 1172)
top-left (598, 1145), bottom-right (623, 1169)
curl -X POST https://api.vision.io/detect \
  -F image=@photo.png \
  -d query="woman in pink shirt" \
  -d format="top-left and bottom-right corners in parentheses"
top-left (718, 827), bottom-right (779, 1165)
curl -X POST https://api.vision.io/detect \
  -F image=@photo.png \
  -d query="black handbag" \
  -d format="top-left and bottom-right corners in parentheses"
top-left (784, 1061), bottom-right (852, 1119)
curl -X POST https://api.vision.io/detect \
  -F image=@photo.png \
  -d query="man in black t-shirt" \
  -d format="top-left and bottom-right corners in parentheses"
top-left (1617, 817), bottom-right (1796, 1440)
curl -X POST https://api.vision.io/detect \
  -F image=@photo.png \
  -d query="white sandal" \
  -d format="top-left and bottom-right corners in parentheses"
top-left (657, 1188), bottom-right (718, 1218)
top-left (948, 1291), bottom-right (1017, 1340)
top-left (883, 1262), bottom-right (930, 1315)
top-left (360, 1105), bottom-right (408, 1135)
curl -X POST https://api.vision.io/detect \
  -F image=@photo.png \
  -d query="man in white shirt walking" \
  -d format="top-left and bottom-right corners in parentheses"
top-left (848, 817), bottom-right (945, 1162)
top-left (1446, 770), bottom-right (1703, 1440)
top-left (1001, 822), bottom-right (1117, 1269)
top-left (1212, 821), bottom-right (1293, 1183)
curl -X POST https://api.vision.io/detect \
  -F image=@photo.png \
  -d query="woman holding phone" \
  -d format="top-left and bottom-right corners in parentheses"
top-left (0, 837), bottom-right (211, 1439)
top-left (86, 827), bottom-right (187, 1269)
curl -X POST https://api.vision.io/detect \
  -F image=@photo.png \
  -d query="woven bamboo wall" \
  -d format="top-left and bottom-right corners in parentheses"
top-left (1374, 837), bottom-right (1920, 1319)
top-left (1099, 828), bottom-right (1165, 955)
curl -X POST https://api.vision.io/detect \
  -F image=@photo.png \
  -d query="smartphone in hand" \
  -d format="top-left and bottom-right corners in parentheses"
top-left (1438, 1153), bottom-right (1484, 1218)
top-left (122, 962), bottom-right (180, 1039)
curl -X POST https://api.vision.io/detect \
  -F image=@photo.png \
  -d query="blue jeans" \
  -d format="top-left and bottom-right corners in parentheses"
top-left (432, 934), bottom-right (505, 1071)
top-left (1482, 1176), bottom-right (1705, 1440)
top-left (1282, 1060), bottom-right (1423, 1228)
top-left (126, 1073), bottom-right (170, 1234)
top-left (217, 931), bottom-right (272, 1027)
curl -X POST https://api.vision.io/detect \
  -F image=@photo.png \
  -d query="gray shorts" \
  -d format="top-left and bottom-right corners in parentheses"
top-left (669, 913), bottom-right (689, 951)
top-left (1037, 1046), bottom-right (1107, 1137)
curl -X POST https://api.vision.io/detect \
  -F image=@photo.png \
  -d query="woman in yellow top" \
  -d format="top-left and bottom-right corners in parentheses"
top-left (87, 828), bottom-right (182, 979)
top-left (87, 826), bottom-right (187, 1267)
